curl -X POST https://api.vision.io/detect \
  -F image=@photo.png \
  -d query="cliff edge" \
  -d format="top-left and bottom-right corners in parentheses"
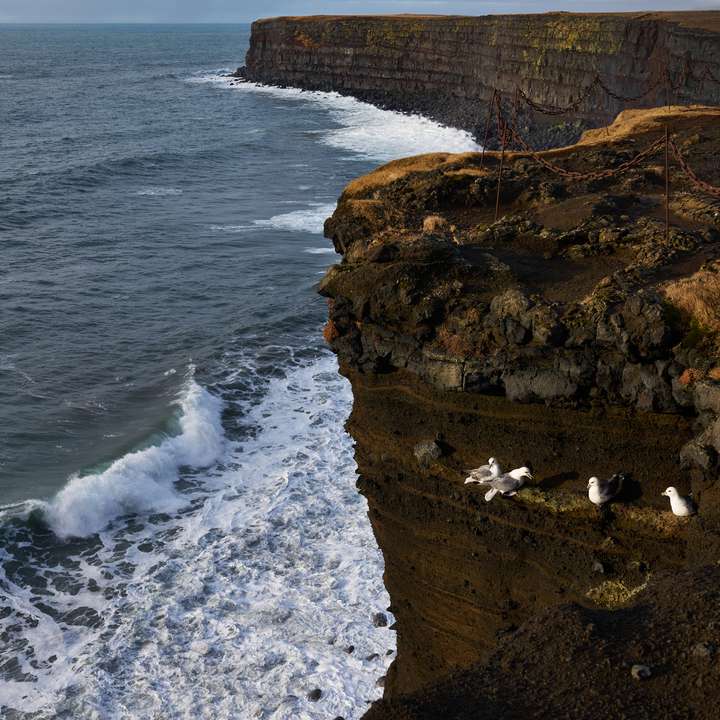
top-left (243, 12), bottom-right (720, 147)
top-left (319, 105), bottom-right (720, 717)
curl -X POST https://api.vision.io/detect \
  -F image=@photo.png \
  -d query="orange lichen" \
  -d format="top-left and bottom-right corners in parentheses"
top-left (293, 31), bottom-right (320, 49)
top-left (323, 319), bottom-right (340, 344)
top-left (679, 368), bottom-right (704, 386)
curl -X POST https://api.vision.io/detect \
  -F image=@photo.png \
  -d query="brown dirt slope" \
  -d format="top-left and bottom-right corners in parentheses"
top-left (365, 566), bottom-right (720, 720)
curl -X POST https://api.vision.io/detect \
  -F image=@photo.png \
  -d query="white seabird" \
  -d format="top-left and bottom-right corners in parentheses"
top-left (587, 473), bottom-right (625, 506)
top-left (464, 457), bottom-right (502, 485)
top-left (661, 486), bottom-right (696, 516)
top-left (483, 465), bottom-right (533, 502)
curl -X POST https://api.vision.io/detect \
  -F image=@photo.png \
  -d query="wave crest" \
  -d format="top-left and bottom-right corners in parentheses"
top-left (45, 377), bottom-right (224, 539)
top-left (191, 74), bottom-right (481, 162)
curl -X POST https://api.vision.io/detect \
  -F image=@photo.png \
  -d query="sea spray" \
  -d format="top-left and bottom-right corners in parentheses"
top-left (254, 202), bottom-right (337, 235)
top-left (190, 74), bottom-right (481, 162)
top-left (1, 354), bottom-right (391, 719)
top-left (45, 373), bottom-right (224, 539)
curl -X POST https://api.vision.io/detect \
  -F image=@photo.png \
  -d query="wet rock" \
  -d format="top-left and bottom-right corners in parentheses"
top-left (307, 688), bottom-right (322, 701)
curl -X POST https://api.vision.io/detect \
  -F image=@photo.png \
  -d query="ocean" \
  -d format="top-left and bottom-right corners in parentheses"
top-left (0, 24), bottom-right (480, 719)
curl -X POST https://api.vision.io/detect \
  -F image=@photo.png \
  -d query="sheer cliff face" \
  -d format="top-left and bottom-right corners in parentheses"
top-left (245, 13), bottom-right (720, 144)
top-left (319, 106), bottom-right (720, 711)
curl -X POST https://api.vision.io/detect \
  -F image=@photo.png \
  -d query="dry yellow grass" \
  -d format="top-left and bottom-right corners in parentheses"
top-left (338, 106), bottom-right (720, 201)
top-left (578, 105), bottom-right (720, 146)
top-left (661, 263), bottom-right (720, 336)
top-left (586, 576), bottom-right (650, 609)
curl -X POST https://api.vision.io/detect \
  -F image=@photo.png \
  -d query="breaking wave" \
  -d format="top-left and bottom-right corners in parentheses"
top-left (45, 372), bottom-right (224, 539)
top-left (191, 72), bottom-right (481, 162)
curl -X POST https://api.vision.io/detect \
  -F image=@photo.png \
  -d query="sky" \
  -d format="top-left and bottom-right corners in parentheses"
top-left (0, 0), bottom-right (718, 23)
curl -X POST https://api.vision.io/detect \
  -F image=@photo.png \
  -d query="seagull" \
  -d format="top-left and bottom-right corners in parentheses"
top-left (661, 487), bottom-right (696, 516)
top-left (464, 457), bottom-right (502, 485)
top-left (587, 473), bottom-right (625, 506)
top-left (483, 465), bottom-right (533, 502)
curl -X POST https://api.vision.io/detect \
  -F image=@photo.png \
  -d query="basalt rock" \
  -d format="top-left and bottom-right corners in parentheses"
top-left (364, 566), bottom-right (720, 719)
top-left (319, 107), bottom-right (720, 717)
top-left (243, 12), bottom-right (720, 147)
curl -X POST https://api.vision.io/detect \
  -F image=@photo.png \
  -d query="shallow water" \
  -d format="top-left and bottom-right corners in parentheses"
top-left (0, 24), bottom-right (480, 718)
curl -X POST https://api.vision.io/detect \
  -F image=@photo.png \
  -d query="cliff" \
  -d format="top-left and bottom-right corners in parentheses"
top-left (319, 106), bottom-right (720, 717)
top-left (242, 12), bottom-right (720, 147)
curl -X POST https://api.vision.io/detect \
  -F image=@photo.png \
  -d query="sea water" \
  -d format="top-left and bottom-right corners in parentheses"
top-left (0, 24), bottom-right (480, 719)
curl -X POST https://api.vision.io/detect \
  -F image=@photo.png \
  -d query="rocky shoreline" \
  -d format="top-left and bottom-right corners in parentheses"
top-left (240, 12), bottom-right (720, 147)
top-left (318, 105), bottom-right (720, 717)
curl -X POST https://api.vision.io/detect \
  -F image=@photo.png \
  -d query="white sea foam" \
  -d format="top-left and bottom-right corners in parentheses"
top-left (304, 247), bottom-right (336, 255)
top-left (45, 373), bottom-right (225, 539)
top-left (209, 224), bottom-right (254, 233)
top-left (135, 186), bottom-right (183, 196)
top-left (1, 355), bottom-right (392, 719)
top-left (192, 73), bottom-right (481, 162)
top-left (255, 203), bottom-right (336, 234)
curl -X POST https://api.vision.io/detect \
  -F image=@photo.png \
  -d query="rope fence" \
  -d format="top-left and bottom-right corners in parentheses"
top-left (671, 138), bottom-right (720, 200)
top-left (485, 88), bottom-right (720, 230)
top-left (509, 63), bottom-right (718, 121)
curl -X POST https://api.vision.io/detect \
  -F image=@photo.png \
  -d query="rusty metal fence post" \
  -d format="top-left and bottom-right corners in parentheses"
top-left (665, 125), bottom-right (671, 243)
top-left (494, 118), bottom-right (507, 223)
top-left (480, 88), bottom-right (498, 169)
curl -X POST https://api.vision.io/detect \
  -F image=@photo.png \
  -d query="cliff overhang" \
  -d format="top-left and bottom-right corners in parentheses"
top-left (319, 105), bottom-right (720, 717)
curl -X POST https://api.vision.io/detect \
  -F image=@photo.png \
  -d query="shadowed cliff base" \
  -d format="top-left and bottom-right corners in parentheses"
top-left (364, 566), bottom-right (720, 720)
top-left (242, 12), bottom-right (720, 148)
top-left (318, 105), bottom-right (720, 717)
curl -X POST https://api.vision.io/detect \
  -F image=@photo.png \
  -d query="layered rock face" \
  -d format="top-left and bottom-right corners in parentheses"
top-left (319, 107), bottom-right (720, 716)
top-left (363, 566), bottom-right (720, 719)
top-left (244, 13), bottom-right (720, 145)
